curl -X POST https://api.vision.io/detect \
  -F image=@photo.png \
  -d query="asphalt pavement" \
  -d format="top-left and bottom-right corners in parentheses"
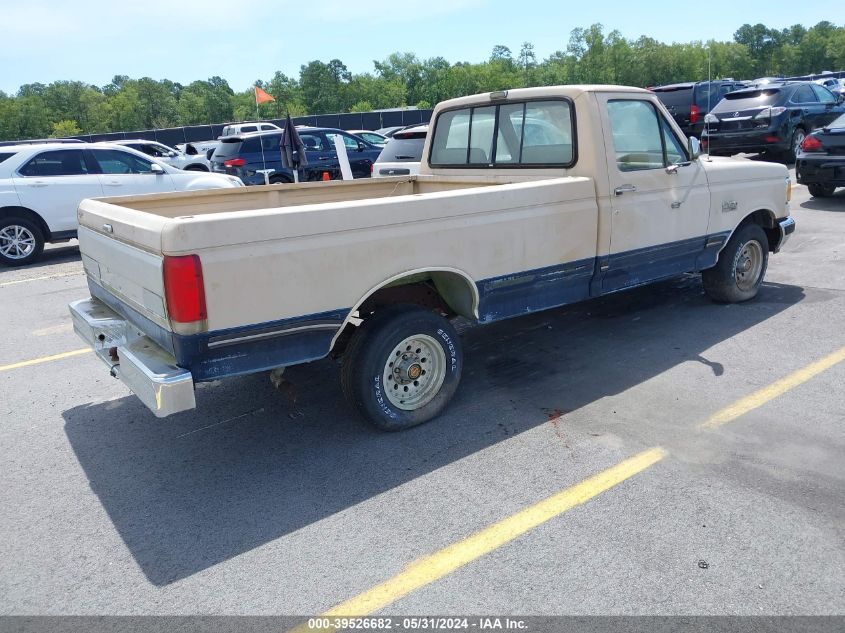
top-left (0, 167), bottom-right (843, 619)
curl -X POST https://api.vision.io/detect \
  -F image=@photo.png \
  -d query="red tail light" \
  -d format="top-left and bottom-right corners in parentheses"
top-left (800, 136), bottom-right (823, 152)
top-left (223, 158), bottom-right (245, 167)
top-left (690, 104), bottom-right (700, 124)
top-left (163, 255), bottom-right (207, 323)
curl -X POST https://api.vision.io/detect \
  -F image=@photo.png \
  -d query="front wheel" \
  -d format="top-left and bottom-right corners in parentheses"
top-left (807, 183), bottom-right (836, 198)
top-left (702, 223), bottom-right (769, 303)
top-left (341, 305), bottom-right (463, 431)
top-left (0, 217), bottom-right (45, 266)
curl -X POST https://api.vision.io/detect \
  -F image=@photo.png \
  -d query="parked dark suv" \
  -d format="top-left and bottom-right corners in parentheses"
top-left (702, 81), bottom-right (845, 161)
top-left (651, 80), bottom-right (748, 137)
top-left (210, 127), bottom-right (383, 185)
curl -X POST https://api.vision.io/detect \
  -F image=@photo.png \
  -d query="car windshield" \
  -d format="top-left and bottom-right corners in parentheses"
top-left (713, 89), bottom-right (781, 112)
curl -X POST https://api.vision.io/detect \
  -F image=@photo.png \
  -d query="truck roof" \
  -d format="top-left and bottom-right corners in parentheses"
top-left (435, 85), bottom-right (651, 111)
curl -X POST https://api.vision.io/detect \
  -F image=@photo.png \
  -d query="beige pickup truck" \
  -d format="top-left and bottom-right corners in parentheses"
top-left (69, 85), bottom-right (795, 430)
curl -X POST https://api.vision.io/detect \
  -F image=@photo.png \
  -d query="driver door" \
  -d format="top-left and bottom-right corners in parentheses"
top-left (596, 95), bottom-right (710, 292)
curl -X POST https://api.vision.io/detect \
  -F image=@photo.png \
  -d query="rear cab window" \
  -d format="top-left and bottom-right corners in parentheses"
top-left (0, 152), bottom-right (15, 164)
top-left (430, 98), bottom-right (575, 168)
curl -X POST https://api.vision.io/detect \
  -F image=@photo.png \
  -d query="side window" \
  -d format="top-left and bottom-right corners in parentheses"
top-left (260, 124), bottom-right (276, 131)
top-left (299, 134), bottom-right (327, 151)
top-left (326, 132), bottom-right (361, 150)
top-left (791, 85), bottom-right (818, 104)
top-left (141, 143), bottom-right (168, 157)
top-left (92, 149), bottom-right (154, 174)
top-left (240, 125), bottom-right (257, 133)
top-left (260, 135), bottom-right (281, 151)
top-left (431, 100), bottom-right (574, 167)
top-left (608, 100), bottom-right (683, 171)
top-left (19, 149), bottom-right (88, 176)
top-left (811, 84), bottom-right (836, 104)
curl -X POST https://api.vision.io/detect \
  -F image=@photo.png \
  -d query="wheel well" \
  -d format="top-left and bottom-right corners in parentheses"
top-left (0, 206), bottom-right (50, 241)
top-left (269, 174), bottom-right (292, 184)
top-left (185, 164), bottom-right (209, 172)
top-left (330, 270), bottom-right (478, 357)
top-left (740, 209), bottom-right (779, 252)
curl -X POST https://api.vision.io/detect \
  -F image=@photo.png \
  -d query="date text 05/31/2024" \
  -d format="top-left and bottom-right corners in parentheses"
top-left (306, 617), bottom-right (528, 630)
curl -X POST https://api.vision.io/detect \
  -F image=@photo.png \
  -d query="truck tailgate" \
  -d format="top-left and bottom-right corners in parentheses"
top-left (77, 198), bottom-right (170, 331)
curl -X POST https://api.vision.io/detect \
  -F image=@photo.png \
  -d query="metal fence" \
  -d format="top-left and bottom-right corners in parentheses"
top-left (65, 110), bottom-right (433, 148)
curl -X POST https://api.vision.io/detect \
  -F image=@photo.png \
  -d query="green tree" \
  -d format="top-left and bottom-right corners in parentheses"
top-left (49, 119), bottom-right (82, 137)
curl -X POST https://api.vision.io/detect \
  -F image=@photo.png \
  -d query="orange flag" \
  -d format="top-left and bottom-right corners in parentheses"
top-left (255, 86), bottom-right (275, 104)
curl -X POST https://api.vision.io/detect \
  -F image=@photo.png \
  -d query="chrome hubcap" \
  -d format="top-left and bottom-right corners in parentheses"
top-left (735, 240), bottom-right (764, 291)
top-left (793, 130), bottom-right (805, 156)
top-left (0, 225), bottom-right (36, 260)
top-left (383, 334), bottom-right (447, 410)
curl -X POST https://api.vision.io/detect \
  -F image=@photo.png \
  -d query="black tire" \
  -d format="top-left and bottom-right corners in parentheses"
top-left (341, 304), bottom-right (463, 431)
top-left (702, 223), bottom-right (769, 303)
top-left (184, 164), bottom-right (208, 172)
top-left (785, 127), bottom-right (806, 163)
top-left (0, 217), bottom-right (45, 266)
top-left (807, 183), bottom-right (836, 198)
top-left (269, 175), bottom-right (292, 185)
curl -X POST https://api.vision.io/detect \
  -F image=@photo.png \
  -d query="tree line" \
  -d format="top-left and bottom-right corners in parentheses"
top-left (1, 21), bottom-right (843, 142)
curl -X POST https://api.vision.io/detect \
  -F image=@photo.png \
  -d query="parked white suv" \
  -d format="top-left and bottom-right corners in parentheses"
top-left (109, 140), bottom-right (211, 171)
top-left (218, 121), bottom-right (281, 138)
top-left (0, 142), bottom-right (243, 266)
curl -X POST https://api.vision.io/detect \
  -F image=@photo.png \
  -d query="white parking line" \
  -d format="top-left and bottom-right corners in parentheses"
top-left (0, 271), bottom-right (83, 287)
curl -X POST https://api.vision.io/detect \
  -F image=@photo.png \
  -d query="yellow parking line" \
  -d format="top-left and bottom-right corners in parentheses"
top-left (0, 271), bottom-right (82, 287)
top-left (294, 447), bottom-right (666, 628)
top-left (701, 345), bottom-right (845, 429)
top-left (0, 348), bottom-right (91, 372)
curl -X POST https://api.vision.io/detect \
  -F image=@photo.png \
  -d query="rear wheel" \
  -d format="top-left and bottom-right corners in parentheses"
top-left (786, 127), bottom-right (806, 163)
top-left (702, 223), bottom-right (769, 303)
top-left (807, 183), bottom-right (836, 198)
top-left (269, 175), bottom-right (292, 185)
top-left (0, 217), bottom-right (44, 266)
top-left (341, 305), bottom-right (463, 431)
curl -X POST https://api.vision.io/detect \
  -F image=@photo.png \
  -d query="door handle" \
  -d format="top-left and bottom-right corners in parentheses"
top-left (103, 180), bottom-right (122, 186)
top-left (30, 180), bottom-right (49, 187)
top-left (614, 184), bottom-right (637, 196)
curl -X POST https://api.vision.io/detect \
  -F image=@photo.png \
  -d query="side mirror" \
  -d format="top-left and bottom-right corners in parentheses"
top-left (150, 163), bottom-right (165, 175)
top-left (357, 142), bottom-right (366, 152)
top-left (688, 136), bottom-right (701, 160)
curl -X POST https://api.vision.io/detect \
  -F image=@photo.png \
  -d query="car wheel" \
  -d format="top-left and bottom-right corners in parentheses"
top-left (184, 165), bottom-right (208, 172)
top-left (787, 127), bottom-right (806, 163)
top-left (702, 223), bottom-right (769, 303)
top-left (269, 175), bottom-right (292, 185)
top-left (341, 304), bottom-right (463, 431)
top-left (0, 217), bottom-right (45, 266)
top-left (807, 183), bottom-right (836, 198)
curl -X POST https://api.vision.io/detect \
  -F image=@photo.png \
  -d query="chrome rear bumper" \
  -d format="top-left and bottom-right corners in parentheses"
top-left (69, 298), bottom-right (196, 417)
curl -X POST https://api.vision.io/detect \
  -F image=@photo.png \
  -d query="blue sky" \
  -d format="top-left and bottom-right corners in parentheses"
top-left (1, 0), bottom-right (838, 94)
